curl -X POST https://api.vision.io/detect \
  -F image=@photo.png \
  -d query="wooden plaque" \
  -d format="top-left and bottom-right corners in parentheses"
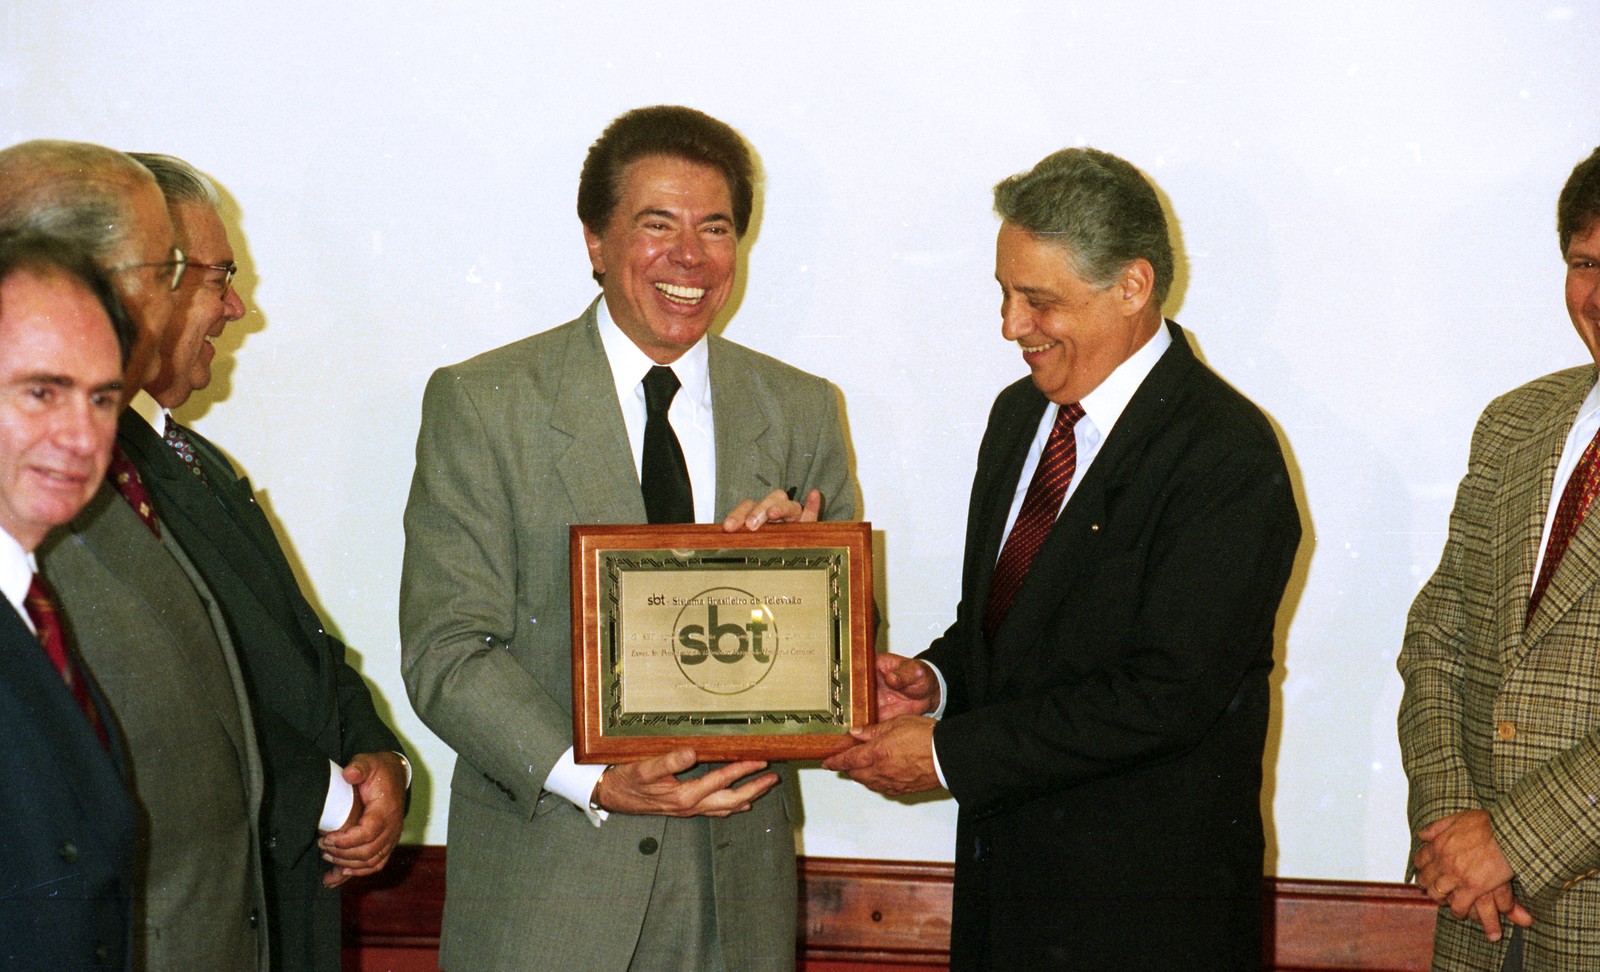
top-left (570, 521), bottom-right (875, 763)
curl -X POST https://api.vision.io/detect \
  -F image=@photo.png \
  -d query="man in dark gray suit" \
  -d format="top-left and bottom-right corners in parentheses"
top-left (0, 232), bottom-right (138, 971)
top-left (0, 139), bottom-right (270, 971)
top-left (118, 152), bottom-right (409, 971)
top-left (402, 105), bottom-right (859, 970)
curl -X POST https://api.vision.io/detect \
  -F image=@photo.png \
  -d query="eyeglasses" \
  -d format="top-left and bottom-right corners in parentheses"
top-left (109, 246), bottom-right (188, 292)
top-left (187, 259), bottom-right (238, 294)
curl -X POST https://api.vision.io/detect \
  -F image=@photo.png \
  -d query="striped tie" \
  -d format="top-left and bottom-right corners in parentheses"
top-left (983, 402), bottom-right (1086, 641)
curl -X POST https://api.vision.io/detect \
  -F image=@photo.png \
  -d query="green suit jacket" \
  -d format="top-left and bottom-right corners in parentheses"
top-left (400, 301), bottom-right (857, 970)
top-left (1401, 364), bottom-right (1600, 971)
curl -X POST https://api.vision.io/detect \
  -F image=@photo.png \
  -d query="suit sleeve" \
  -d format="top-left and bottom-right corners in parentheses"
top-left (930, 430), bottom-right (1299, 816)
top-left (400, 369), bottom-right (578, 806)
top-left (1396, 406), bottom-right (1496, 861)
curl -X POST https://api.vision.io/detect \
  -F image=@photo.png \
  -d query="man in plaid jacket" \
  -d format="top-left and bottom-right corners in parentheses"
top-left (1400, 145), bottom-right (1600, 971)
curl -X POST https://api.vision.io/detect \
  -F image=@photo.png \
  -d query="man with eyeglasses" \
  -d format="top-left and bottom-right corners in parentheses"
top-left (0, 139), bottom-right (270, 971)
top-left (116, 152), bottom-right (409, 972)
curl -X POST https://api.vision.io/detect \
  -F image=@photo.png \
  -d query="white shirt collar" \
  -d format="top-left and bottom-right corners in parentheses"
top-left (595, 296), bottom-right (711, 416)
top-left (0, 528), bottom-right (36, 629)
top-left (128, 389), bottom-right (170, 438)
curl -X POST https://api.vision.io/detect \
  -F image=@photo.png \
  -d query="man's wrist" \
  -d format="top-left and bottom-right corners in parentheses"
top-left (589, 766), bottom-right (610, 812)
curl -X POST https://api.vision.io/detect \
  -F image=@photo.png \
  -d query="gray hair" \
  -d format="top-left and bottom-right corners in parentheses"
top-left (130, 152), bottom-right (221, 209)
top-left (0, 140), bottom-right (156, 265)
top-left (993, 147), bottom-right (1174, 306)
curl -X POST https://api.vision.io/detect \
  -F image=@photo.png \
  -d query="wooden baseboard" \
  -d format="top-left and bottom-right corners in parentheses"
top-left (341, 847), bottom-right (1438, 971)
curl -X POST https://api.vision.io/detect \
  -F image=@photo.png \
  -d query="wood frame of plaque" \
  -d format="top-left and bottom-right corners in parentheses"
top-left (570, 521), bottom-right (875, 763)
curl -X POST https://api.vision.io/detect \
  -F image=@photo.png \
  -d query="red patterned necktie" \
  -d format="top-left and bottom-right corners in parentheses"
top-left (983, 402), bottom-right (1086, 640)
top-left (1528, 425), bottom-right (1600, 622)
top-left (25, 573), bottom-right (107, 747)
top-left (107, 444), bottom-right (161, 538)
top-left (164, 421), bottom-right (209, 484)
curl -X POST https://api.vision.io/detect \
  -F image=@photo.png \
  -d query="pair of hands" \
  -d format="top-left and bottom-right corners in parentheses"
top-left (819, 654), bottom-right (943, 797)
top-left (1413, 808), bottom-right (1531, 942)
top-left (318, 751), bottom-right (408, 888)
top-left (589, 488), bottom-right (819, 818)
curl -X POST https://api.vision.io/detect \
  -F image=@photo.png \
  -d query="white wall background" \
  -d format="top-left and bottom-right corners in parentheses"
top-left (4, 1), bottom-right (1597, 883)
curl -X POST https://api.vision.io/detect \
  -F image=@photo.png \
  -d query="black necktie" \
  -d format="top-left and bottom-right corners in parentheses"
top-left (641, 366), bottom-right (694, 524)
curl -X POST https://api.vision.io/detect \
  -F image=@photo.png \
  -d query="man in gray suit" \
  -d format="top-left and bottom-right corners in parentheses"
top-left (402, 105), bottom-right (859, 970)
top-left (0, 140), bottom-right (269, 971)
top-left (121, 151), bottom-right (409, 971)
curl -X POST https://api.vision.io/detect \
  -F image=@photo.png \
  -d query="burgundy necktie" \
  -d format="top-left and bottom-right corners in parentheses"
top-left (983, 402), bottom-right (1086, 640)
top-left (164, 421), bottom-right (209, 484)
top-left (1528, 425), bottom-right (1600, 621)
top-left (25, 573), bottom-right (107, 747)
top-left (107, 445), bottom-right (161, 538)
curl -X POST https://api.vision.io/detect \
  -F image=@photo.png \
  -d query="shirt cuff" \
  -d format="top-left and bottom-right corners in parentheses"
top-left (319, 760), bottom-right (356, 832)
top-left (924, 661), bottom-right (949, 790)
top-left (544, 747), bottom-right (608, 827)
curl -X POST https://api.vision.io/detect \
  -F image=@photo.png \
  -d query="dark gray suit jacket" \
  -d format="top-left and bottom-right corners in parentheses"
top-left (117, 408), bottom-right (403, 971)
top-left (401, 302), bottom-right (858, 970)
top-left (925, 324), bottom-right (1301, 970)
top-left (39, 482), bottom-right (268, 971)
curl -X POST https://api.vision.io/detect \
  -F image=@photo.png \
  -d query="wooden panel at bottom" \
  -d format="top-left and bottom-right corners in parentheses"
top-left (342, 848), bottom-right (1441, 971)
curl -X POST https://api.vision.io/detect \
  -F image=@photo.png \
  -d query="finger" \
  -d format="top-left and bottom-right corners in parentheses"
top-left (800, 488), bottom-right (822, 522)
top-left (721, 499), bottom-right (758, 531)
top-left (635, 748), bottom-right (699, 783)
top-left (1508, 903), bottom-right (1534, 928)
top-left (323, 868), bottom-right (351, 889)
top-left (1470, 894), bottom-right (1504, 942)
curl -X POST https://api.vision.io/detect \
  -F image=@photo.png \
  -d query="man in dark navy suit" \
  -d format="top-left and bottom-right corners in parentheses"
top-left (0, 233), bottom-right (140, 969)
top-left (826, 147), bottom-right (1301, 970)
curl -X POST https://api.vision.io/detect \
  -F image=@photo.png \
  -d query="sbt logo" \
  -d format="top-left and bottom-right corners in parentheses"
top-left (672, 588), bottom-right (779, 695)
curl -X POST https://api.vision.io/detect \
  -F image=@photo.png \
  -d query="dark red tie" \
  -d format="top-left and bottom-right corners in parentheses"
top-left (984, 402), bottom-right (1086, 640)
top-left (107, 445), bottom-right (161, 538)
top-left (25, 573), bottom-right (107, 747)
top-left (1528, 426), bottom-right (1600, 622)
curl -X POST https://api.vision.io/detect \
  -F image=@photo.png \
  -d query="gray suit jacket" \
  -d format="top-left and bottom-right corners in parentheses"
top-left (39, 483), bottom-right (268, 972)
top-left (401, 301), bottom-right (857, 970)
top-left (1401, 365), bottom-right (1600, 971)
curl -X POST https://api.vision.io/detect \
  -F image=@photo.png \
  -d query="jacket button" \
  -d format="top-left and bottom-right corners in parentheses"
top-left (249, 908), bottom-right (260, 929)
top-left (57, 841), bottom-right (78, 863)
top-left (93, 943), bottom-right (109, 963)
top-left (638, 837), bottom-right (659, 855)
top-left (1496, 721), bottom-right (1516, 741)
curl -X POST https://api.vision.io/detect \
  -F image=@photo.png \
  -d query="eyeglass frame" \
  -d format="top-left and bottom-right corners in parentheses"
top-left (186, 258), bottom-right (238, 294)
top-left (108, 246), bottom-right (188, 292)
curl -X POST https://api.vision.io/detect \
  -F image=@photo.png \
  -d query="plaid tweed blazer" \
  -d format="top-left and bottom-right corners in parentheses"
top-left (1400, 364), bottom-right (1600, 971)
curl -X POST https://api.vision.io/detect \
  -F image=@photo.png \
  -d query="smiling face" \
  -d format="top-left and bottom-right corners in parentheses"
top-left (150, 201), bottom-right (245, 408)
top-left (995, 221), bottom-right (1160, 404)
top-left (0, 268), bottom-right (124, 550)
top-left (583, 155), bottom-right (739, 364)
top-left (1567, 219), bottom-right (1600, 368)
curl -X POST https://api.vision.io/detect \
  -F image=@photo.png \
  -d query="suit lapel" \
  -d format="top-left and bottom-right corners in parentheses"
top-left (708, 338), bottom-right (782, 516)
top-left (549, 306), bottom-right (650, 524)
top-left (1520, 372), bottom-right (1600, 652)
top-left (985, 325), bottom-right (1197, 689)
top-left (62, 485), bottom-right (255, 764)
